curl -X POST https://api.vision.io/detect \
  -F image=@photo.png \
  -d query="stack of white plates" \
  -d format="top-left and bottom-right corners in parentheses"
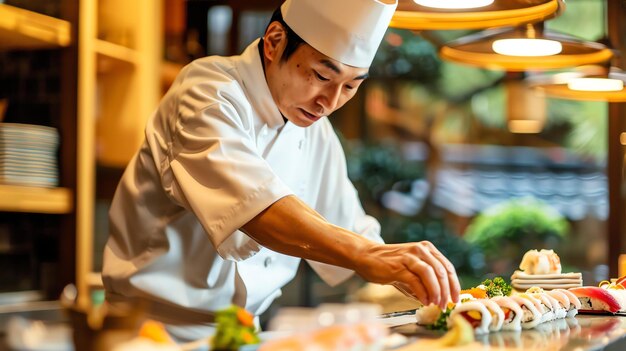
top-left (0, 123), bottom-right (59, 188)
top-left (511, 270), bottom-right (583, 291)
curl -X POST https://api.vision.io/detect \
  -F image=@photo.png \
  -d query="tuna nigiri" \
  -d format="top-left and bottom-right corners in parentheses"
top-left (569, 287), bottom-right (621, 313)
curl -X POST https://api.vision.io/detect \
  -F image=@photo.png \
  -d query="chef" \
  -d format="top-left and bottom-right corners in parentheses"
top-left (102, 0), bottom-right (460, 341)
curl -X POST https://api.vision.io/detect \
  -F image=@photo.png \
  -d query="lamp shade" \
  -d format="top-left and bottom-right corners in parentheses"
top-left (529, 67), bottom-right (626, 102)
top-left (506, 80), bottom-right (547, 133)
top-left (439, 25), bottom-right (613, 71)
top-left (390, 0), bottom-right (563, 30)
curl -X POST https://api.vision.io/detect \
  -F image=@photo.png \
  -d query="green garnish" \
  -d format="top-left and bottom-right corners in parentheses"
top-left (426, 306), bottom-right (453, 331)
top-left (481, 277), bottom-right (512, 298)
top-left (212, 305), bottom-right (260, 350)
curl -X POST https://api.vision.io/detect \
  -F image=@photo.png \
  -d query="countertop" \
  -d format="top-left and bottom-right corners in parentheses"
top-left (390, 314), bottom-right (626, 351)
top-left (1, 314), bottom-right (625, 350)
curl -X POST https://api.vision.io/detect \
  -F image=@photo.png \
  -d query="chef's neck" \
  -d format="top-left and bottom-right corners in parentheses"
top-left (258, 38), bottom-right (288, 125)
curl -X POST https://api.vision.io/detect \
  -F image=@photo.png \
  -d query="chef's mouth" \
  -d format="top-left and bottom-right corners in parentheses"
top-left (300, 108), bottom-right (321, 121)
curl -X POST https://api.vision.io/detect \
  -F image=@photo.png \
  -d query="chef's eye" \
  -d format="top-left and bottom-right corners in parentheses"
top-left (314, 71), bottom-right (329, 82)
top-left (345, 84), bottom-right (354, 91)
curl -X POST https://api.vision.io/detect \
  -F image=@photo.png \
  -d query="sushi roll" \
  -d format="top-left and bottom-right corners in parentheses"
top-left (535, 293), bottom-right (557, 322)
top-left (491, 296), bottom-right (523, 332)
top-left (518, 293), bottom-right (552, 323)
top-left (569, 287), bottom-right (621, 313)
top-left (546, 290), bottom-right (571, 319)
top-left (510, 296), bottom-right (543, 329)
top-left (448, 301), bottom-right (493, 335)
top-left (539, 293), bottom-right (565, 320)
top-left (555, 289), bottom-right (581, 318)
top-left (476, 299), bottom-right (504, 332)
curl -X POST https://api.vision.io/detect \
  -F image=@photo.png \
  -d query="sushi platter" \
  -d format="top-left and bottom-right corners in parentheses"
top-left (385, 249), bottom-right (626, 350)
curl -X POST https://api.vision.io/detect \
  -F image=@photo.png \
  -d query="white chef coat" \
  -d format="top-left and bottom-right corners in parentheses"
top-left (102, 39), bottom-right (382, 338)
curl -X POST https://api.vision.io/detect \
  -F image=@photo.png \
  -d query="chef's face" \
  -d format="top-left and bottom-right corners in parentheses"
top-left (263, 22), bottom-right (369, 128)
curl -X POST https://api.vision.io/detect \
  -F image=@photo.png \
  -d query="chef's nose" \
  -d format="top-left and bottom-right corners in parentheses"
top-left (316, 85), bottom-right (341, 114)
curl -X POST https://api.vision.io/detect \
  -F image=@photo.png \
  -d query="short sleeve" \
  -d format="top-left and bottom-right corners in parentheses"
top-left (160, 84), bottom-right (293, 261)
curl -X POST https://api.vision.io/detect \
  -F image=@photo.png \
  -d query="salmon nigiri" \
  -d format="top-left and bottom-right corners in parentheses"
top-left (569, 287), bottom-right (621, 313)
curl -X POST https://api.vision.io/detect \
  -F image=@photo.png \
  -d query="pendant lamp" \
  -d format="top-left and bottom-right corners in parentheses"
top-left (528, 66), bottom-right (626, 102)
top-left (390, 0), bottom-right (564, 30)
top-left (506, 80), bottom-right (547, 134)
top-left (439, 24), bottom-right (614, 72)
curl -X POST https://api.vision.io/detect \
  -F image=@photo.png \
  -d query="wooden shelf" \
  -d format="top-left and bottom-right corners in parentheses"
top-left (0, 4), bottom-right (71, 51)
top-left (86, 271), bottom-right (103, 289)
top-left (0, 184), bottom-right (73, 214)
top-left (95, 39), bottom-right (138, 68)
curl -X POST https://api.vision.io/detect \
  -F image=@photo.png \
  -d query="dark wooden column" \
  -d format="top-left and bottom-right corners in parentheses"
top-left (607, 0), bottom-right (626, 278)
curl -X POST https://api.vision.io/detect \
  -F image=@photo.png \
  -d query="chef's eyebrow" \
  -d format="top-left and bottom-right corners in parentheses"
top-left (319, 59), bottom-right (369, 80)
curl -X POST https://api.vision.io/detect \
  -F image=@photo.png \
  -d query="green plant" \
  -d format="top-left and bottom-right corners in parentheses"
top-left (464, 197), bottom-right (569, 275)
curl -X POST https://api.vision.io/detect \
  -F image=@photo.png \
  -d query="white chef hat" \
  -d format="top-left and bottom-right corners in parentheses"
top-left (281, 0), bottom-right (398, 68)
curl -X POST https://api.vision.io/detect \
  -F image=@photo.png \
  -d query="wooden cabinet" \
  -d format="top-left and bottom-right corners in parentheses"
top-left (77, 0), bottom-right (162, 306)
top-left (0, 0), bottom-right (162, 307)
top-left (0, 3), bottom-right (76, 301)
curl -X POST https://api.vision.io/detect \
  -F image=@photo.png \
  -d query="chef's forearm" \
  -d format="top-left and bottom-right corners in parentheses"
top-left (241, 195), bottom-right (375, 271)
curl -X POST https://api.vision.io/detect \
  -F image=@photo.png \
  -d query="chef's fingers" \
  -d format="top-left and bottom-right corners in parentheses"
top-left (405, 258), bottom-right (439, 307)
top-left (397, 271), bottom-right (429, 305)
top-left (423, 241), bottom-right (461, 303)
top-left (413, 242), bottom-right (450, 309)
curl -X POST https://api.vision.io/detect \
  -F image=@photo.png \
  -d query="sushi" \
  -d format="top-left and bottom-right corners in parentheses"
top-left (491, 296), bottom-right (523, 332)
top-left (598, 278), bottom-right (626, 312)
top-left (476, 299), bottom-right (504, 332)
top-left (554, 289), bottom-right (581, 318)
top-left (414, 304), bottom-right (443, 326)
top-left (569, 286), bottom-right (621, 313)
top-left (509, 296), bottom-right (543, 329)
top-left (545, 290), bottom-right (571, 319)
top-left (448, 301), bottom-right (493, 335)
top-left (604, 289), bottom-right (626, 312)
top-left (517, 293), bottom-right (553, 324)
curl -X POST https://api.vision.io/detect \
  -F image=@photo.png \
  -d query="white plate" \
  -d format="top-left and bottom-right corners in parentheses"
top-left (511, 271), bottom-right (582, 280)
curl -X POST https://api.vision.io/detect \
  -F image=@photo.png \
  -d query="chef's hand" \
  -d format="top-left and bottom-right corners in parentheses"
top-left (354, 241), bottom-right (460, 309)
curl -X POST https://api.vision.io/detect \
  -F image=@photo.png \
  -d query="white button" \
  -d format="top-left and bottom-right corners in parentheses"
top-left (264, 257), bottom-right (272, 267)
top-left (261, 126), bottom-right (269, 136)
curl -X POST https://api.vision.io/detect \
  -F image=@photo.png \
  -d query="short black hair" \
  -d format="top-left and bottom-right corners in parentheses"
top-left (266, 7), bottom-right (305, 62)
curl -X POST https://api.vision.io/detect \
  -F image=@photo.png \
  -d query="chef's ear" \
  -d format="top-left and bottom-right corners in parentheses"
top-left (263, 21), bottom-right (287, 64)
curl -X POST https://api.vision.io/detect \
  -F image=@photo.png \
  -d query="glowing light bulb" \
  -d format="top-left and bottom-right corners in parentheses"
top-left (492, 39), bottom-right (562, 56)
top-left (568, 78), bottom-right (624, 92)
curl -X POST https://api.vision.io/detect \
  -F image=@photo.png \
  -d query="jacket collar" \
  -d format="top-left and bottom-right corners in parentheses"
top-left (235, 39), bottom-right (286, 130)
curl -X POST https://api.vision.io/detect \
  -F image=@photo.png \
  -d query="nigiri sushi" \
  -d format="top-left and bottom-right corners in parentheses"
top-left (569, 286), bottom-right (621, 313)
